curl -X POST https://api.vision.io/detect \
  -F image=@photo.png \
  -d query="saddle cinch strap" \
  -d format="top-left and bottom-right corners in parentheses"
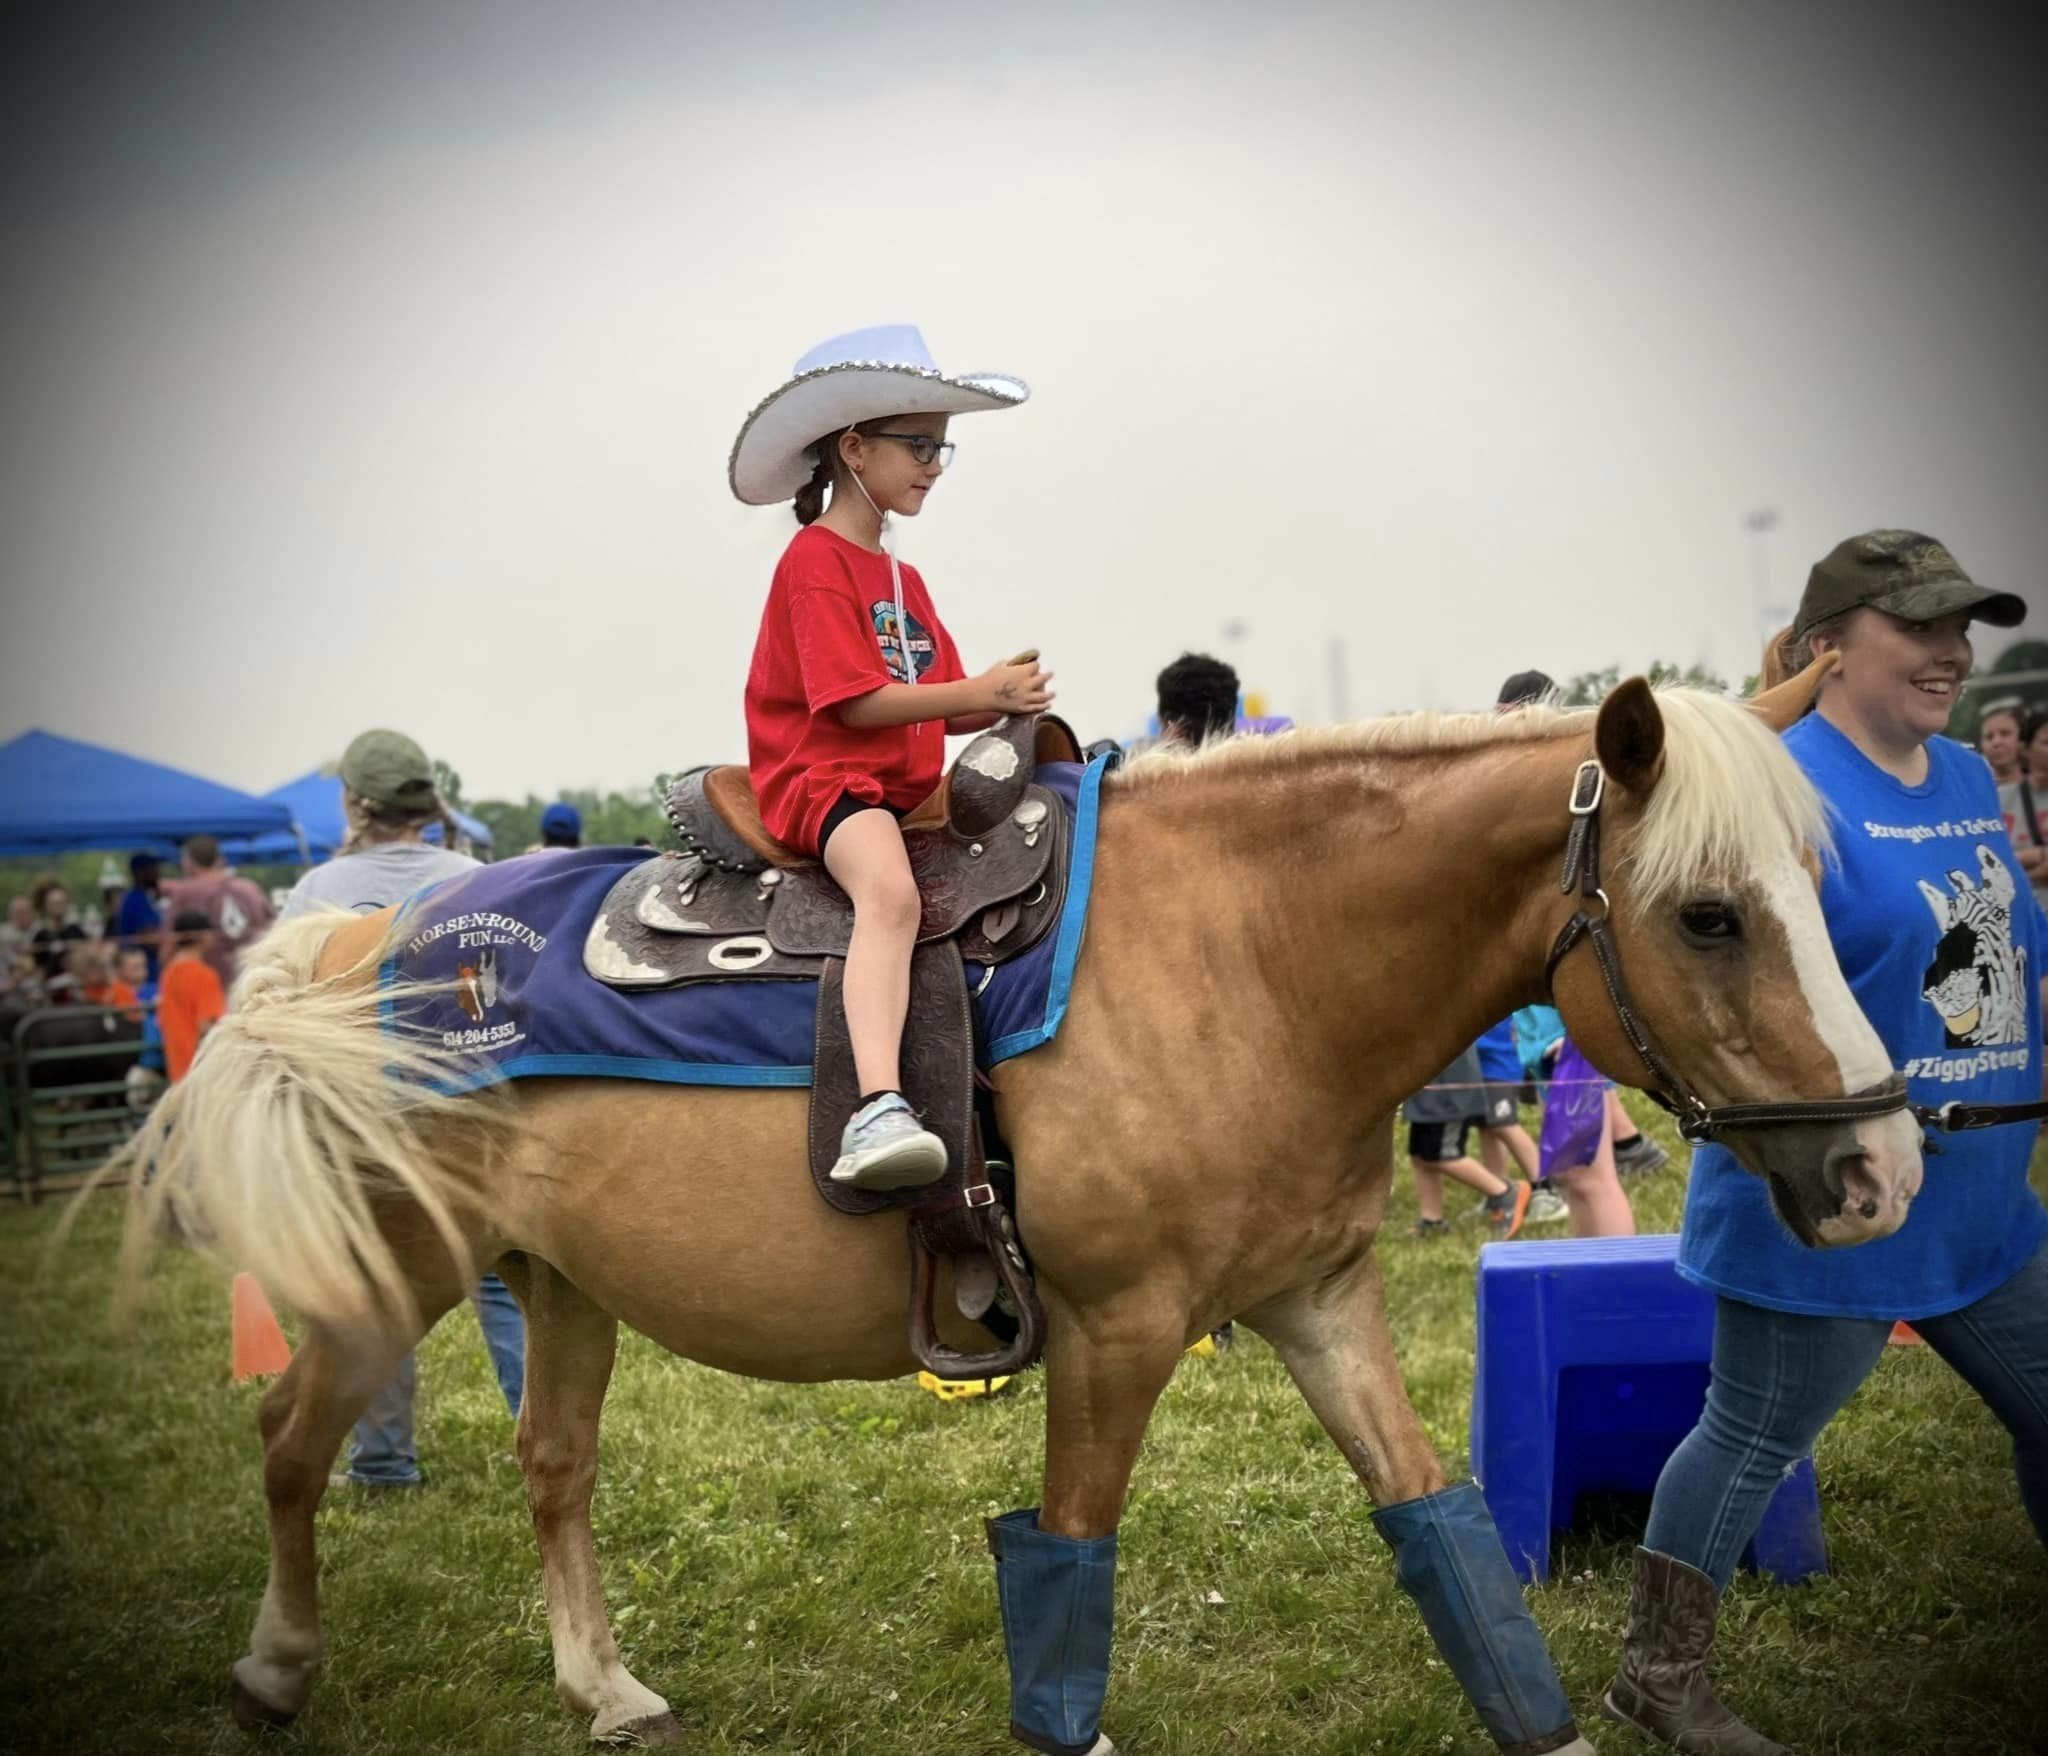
top-left (581, 713), bottom-right (1087, 1382)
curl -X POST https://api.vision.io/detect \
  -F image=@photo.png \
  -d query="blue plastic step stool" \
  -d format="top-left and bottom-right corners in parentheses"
top-left (1471, 1234), bottom-right (1827, 1585)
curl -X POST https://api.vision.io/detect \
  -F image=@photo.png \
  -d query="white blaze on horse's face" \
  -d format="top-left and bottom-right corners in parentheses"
top-left (1752, 849), bottom-right (1923, 1246)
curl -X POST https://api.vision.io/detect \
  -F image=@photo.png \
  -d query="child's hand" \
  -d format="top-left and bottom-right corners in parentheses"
top-left (977, 653), bottom-right (1056, 717)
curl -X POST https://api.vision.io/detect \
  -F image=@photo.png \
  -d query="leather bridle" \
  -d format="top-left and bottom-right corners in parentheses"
top-left (1542, 758), bottom-right (1919, 1145)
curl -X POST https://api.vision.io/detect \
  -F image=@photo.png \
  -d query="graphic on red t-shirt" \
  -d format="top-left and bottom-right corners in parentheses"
top-left (870, 599), bottom-right (942, 684)
top-left (745, 525), bottom-right (965, 856)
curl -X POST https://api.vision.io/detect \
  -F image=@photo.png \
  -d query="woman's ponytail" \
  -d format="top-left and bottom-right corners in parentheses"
top-left (1760, 624), bottom-right (1801, 692)
top-left (793, 450), bottom-right (831, 526)
top-left (1758, 618), bottom-right (1845, 711)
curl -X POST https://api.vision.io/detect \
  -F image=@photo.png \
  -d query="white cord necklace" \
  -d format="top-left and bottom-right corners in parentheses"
top-left (846, 470), bottom-right (919, 730)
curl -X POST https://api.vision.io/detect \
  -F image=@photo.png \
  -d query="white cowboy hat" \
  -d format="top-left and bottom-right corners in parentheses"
top-left (728, 324), bottom-right (1028, 506)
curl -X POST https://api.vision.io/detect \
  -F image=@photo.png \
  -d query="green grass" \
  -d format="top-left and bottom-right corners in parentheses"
top-left (3, 1100), bottom-right (2044, 1755)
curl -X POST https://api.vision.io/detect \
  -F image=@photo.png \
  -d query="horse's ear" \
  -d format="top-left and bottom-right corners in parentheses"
top-left (1747, 651), bottom-right (1839, 733)
top-left (1595, 676), bottom-right (1666, 797)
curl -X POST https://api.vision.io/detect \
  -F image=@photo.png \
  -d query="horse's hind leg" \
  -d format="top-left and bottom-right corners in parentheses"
top-left (1247, 1249), bottom-right (1596, 1756)
top-left (229, 1300), bottom-right (455, 1729)
top-left (499, 1255), bottom-right (678, 1747)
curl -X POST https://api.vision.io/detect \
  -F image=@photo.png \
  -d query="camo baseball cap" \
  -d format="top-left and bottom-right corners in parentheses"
top-left (1793, 529), bottom-right (2025, 639)
top-left (338, 728), bottom-right (437, 809)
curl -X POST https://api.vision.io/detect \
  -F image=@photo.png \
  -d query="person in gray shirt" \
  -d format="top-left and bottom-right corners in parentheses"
top-left (286, 728), bottom-right (524, 1489)
top-left (279, 730), bottom-right (480, 921)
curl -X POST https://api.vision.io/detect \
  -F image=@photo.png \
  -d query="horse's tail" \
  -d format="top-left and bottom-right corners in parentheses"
top-left (91, 911), bottom-right (486, 1333)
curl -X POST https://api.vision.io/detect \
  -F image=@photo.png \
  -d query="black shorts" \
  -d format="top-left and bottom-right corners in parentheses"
top-left (818, 792), bottom-right (904, 859)
top-left (1408, 1119), bottom-right (1474, 1164)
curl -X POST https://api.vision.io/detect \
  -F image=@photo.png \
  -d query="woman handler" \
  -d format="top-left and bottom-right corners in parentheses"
top-left (1604, 531), bottom-right (2048, 1752)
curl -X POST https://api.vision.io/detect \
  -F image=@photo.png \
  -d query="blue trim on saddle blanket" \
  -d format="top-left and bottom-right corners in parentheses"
top-left (376, 752), bottom-right (1109, 1093)
top-left (978, 753), bottom-right (1107, 1067)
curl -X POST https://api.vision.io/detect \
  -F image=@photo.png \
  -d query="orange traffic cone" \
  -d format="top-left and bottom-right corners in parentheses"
top-left (1888, 1320), bottom-right (1924, 1347)
top-left (232, 1273), bottom-right (293, 1381)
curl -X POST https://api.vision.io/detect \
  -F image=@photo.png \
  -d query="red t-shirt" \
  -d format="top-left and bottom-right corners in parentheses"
top-left (745, 523), bottom-right (966, 855)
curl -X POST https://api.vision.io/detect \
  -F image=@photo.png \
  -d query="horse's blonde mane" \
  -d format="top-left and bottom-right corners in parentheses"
top-left (1112, 688), bottom-right (1831, 905)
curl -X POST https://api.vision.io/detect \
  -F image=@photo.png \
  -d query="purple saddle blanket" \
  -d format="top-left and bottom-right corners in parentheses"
top-left (379, 756), bottom-right (1108, 1094)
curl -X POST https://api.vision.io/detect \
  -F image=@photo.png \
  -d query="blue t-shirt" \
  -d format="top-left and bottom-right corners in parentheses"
top-left (1512, 1005), bottom-right (1565, 1076)
top-left (1679, 716), bottom-right (2048, 1321)
top-left (1475, 1018), bottom-right (1523, 1084)
top-left (135, 975), bottom-right (164, 1071)
top-left (115, 886), bottom-right (163, 978)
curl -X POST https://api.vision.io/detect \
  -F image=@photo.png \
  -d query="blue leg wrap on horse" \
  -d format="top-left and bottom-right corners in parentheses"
top-left (987, 1509), bottom-right (1117, 1756)
top-left (1371, 1480), bottom-right (1581, 1755)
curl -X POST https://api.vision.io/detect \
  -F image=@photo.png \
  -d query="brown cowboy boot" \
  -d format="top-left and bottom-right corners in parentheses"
top-left (1601, 1547), bottom-right (1791, 1754)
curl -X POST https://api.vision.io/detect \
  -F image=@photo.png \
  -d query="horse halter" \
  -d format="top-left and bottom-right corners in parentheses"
top-left (1541, 759), bottom-right (1914, 1145)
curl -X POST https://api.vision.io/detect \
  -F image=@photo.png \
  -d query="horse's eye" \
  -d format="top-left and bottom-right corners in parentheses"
top-left (1679, 901), bottom-right (1742, 943)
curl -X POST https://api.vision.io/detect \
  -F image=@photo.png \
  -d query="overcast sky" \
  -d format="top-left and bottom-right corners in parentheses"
top-left (3, 1), bottom-right (2043, 801)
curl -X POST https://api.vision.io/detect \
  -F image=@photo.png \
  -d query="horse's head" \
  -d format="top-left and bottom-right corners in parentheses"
top-left (1548, 665), bottom-right (1922, 1248)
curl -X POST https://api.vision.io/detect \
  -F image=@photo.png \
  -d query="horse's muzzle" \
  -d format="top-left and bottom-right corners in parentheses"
top-left (1743, 1101), bottom-right (1923, 1249)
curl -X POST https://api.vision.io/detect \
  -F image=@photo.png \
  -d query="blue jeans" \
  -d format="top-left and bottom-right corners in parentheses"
top-left (344, 1273), bottom-right (525, 1485)
top-left (1646, 1241), bottom-right (2048, 1590)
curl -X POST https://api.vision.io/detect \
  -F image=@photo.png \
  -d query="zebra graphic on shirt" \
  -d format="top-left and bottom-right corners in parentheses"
top-left (1918, 845), bottom-right (2029, 1048)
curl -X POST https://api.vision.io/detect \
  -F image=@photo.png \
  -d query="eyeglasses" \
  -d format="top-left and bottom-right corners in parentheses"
top-left (870, 432), bottom-right (956, 469)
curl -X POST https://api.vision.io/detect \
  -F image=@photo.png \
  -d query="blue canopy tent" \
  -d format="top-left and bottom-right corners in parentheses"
top-left (222, 771), bottom-right (494, 864)
top-left (0, 729), bottom-right (295, 857)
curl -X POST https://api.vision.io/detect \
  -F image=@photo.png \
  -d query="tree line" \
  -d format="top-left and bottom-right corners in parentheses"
top-left (431, 761), bottom-right (675, 855)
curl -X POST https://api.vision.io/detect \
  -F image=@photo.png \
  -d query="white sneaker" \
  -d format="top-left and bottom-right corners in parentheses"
top-left (828, 1093), bottom-right (948, 1190)
top-left (1526, 1185), bottom-right (1569, 1225)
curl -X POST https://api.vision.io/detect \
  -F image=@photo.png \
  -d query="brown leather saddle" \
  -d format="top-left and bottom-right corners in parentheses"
top-left (582, 712), bottom-right (1086, 1381)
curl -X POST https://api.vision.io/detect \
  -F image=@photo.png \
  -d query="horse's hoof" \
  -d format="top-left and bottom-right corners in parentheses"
top-left (228, 1674), bottom-right (298, 1734)
top-left (602, 1711), bottom-right (685, 1748)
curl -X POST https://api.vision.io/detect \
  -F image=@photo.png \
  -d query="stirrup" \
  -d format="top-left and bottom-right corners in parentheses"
top-left (908, 1186), bottom-right (1045, 1380)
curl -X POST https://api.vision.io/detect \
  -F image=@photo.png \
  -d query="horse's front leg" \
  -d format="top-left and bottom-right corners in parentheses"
top-left (1247, 1249), bottom-right (1600, 1756)
top-left (988, 1288), bottom-right (1187, 1756)
top-left (498, 1255), bottom-right (680, 1747)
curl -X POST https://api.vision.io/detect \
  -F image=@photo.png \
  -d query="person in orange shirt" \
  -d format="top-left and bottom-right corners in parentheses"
top-left (67, 942), bottom-right (138, 1009)
top-left (158, 910), bottom-right (227, 1083)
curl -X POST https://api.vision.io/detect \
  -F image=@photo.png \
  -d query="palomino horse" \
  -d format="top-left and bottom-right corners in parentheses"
top-left (109, 669), bottom-right (1921, 1756)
